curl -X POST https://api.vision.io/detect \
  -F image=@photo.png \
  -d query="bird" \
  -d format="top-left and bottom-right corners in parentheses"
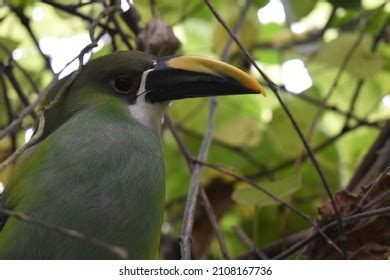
top-left (0, 51), bottom-right (265, 259)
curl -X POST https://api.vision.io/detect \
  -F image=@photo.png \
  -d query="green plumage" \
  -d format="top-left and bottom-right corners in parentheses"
top-left (0, 52), bottom-right (164, 259)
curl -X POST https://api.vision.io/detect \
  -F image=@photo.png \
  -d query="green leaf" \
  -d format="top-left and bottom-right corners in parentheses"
top-left (253, 49), bottom-right (279, 64)
top-left (0, 37), bottom-right (19, 60)
top-left (314, 33), bottom-right (383, 79)
top-left (176, 18), bottom-right (214, 56)
top-left (330, 9), bottom-right (359, 29)
top-left (232, 175), bottom-right (302, 208)
top-left (254, 0), bottom-right (269, 8)
top-left (213, 7), bottom-right (260, 57)
top-left (282, 0), bottom-right (317, 22)
top-left (214, 116), bottom-right (261, 147)
top-left (266, 95), bottom-right (318, 158)
top-left (365, 9), bottom-right (389, 35)
top-left (298, 136), bottom-right (341, 196)
top-left (11, 0), bottom-right (36, 8)
top-left (338, 127), bottom-right (378, 182)
top-left (168, 94), bottom-right (266, 177)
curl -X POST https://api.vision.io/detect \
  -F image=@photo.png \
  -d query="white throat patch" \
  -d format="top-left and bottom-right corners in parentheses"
top-left (128, 69), bottom-right (168, 134)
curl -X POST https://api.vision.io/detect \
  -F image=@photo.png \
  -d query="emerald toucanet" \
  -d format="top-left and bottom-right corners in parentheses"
top-left (0, 51), bottom-right (265, 259)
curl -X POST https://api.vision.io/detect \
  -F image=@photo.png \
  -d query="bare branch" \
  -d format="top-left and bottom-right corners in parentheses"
top-left (180, 97), bottom-right (218, 259)
top-left (199, 188), bottom-right (230, 259)
top-left (180, 0), bottom-right (253, 259)
top-left (275, 206), bottom-right (390, 259)
top-left (0, 86), bottom-right (48, 142)
top-left (165, 116), bottom-right (230, 259)
top-left (347, 122), bottom-right (390, 192)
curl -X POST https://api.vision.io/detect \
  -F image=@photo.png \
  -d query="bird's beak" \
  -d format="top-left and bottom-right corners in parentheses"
top-left (143, 55), bottom-right (266, 103)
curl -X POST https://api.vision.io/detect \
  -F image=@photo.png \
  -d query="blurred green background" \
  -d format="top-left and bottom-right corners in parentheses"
top-left (0, 0), bottom-right (389, 259)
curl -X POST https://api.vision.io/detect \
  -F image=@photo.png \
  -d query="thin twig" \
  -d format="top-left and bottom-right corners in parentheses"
top-left (2, 62), bottom-right (37, 119)
top-left (0, 87), bottom-right (47, 142)
top-left (196, 160), bottom-right (344, 256)
top-left (0, 76), bottom-right (16, 152)
top-left (165, 116), bottom-right (230, 258)
top-left (234, 225), bottom-right (268, 259)
top-left (344, 17), bottom-right (389, 128)
top-left (220, 0), bottom-right (252, 61)
top-left (250, 4), bottom-right (383, 52)
top-left (283, 87), bottom-right (381, 129)
top-left (70, 1), bottom-right (100, 9)
top-left (0, 4), bottom-right (110, 173)
top-left (102, 2), bottom-right (133, 49)
top-left (0, 207), bottom-right (128, 259)
top-left (41, 0), bottom-right (116, 34)
top-left (110, 14), bottom-right (134, 49)
top-left (10, 6), bottom-right (54, 73)
top-left (164, 117), bottom-right (194, 168)
top-left (180, 97), bottom-right (218, 260)
top-left (176, 124), bottom-right (273, 174)
top-left (346, 121), bottom-right (390, 192)
top-left (177, 119), bottom-right (381, 181)
top-left (296, 24), bottom-right (367, 169)
top-left (356, 166), bottom-right (390, 211)
top-left (343, 79), bottom-right (365, 129)
top-left (180, 0), bottom-right (254, 259)
top-left (199, 188), bottom-right (230, 259)
top-left (300, 5), bottom-right (387, 155)
top-left (275, 206), bottom-right (390, 259)
top-left (149, 0), bottom-right (158, 17)
top-left (0, 42), bottom-right (40, 95)
top-left (363, 94), bottom-right (389, 119)
top-left (247, 123), bottom-right (368, 180)
top-left (362, 190), bottom-right (390, 212)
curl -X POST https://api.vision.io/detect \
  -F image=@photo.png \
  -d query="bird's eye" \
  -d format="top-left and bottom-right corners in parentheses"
top-left (113, 77), bottom-right (133, 94)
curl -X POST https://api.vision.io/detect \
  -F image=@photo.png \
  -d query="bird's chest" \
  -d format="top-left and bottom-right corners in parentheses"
top-left (54, 119), bottom-right (166, 226)
top-left (21, 112), bottom-right (165, 258)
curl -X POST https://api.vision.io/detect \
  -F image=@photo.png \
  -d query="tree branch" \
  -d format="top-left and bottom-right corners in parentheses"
top-left (203, 0), bottom-right (348, 258)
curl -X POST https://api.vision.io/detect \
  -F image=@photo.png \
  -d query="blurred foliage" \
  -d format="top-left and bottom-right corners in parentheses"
top-left (0, 0), bottom-right (389, 259)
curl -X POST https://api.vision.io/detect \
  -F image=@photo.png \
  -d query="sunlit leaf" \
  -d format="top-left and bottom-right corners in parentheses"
top-left (282, 0), bottom-right (317, 21)
top-left (314, 33), bottom-right (383, 79)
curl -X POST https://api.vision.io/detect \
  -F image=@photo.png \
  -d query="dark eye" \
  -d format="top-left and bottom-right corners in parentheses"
top-left (113, 77), bottom-right (132, 93)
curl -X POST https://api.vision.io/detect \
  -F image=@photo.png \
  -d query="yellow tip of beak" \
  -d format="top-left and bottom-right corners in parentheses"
top-left (166, 55), bottom-right (266, 97)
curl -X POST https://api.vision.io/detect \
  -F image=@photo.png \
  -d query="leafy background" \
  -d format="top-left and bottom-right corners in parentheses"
top-left (0, 0), bottom-right (389, 259)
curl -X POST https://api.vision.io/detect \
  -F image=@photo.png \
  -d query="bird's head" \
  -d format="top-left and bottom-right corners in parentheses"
top-left (42, 51), bottom-right (265, 135)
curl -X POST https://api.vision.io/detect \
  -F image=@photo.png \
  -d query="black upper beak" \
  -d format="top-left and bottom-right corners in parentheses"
top-left (143, 55), bottom-right (266, 103)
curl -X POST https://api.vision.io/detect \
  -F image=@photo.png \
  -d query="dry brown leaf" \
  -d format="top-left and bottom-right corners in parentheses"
top-left (304, 172), bottom-right (390, 259)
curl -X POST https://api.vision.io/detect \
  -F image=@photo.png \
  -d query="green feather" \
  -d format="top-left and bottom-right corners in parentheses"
top-left (0, 100), bottom-right (164, 259)
top-left (0, 51), bottom-right (164, 259)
